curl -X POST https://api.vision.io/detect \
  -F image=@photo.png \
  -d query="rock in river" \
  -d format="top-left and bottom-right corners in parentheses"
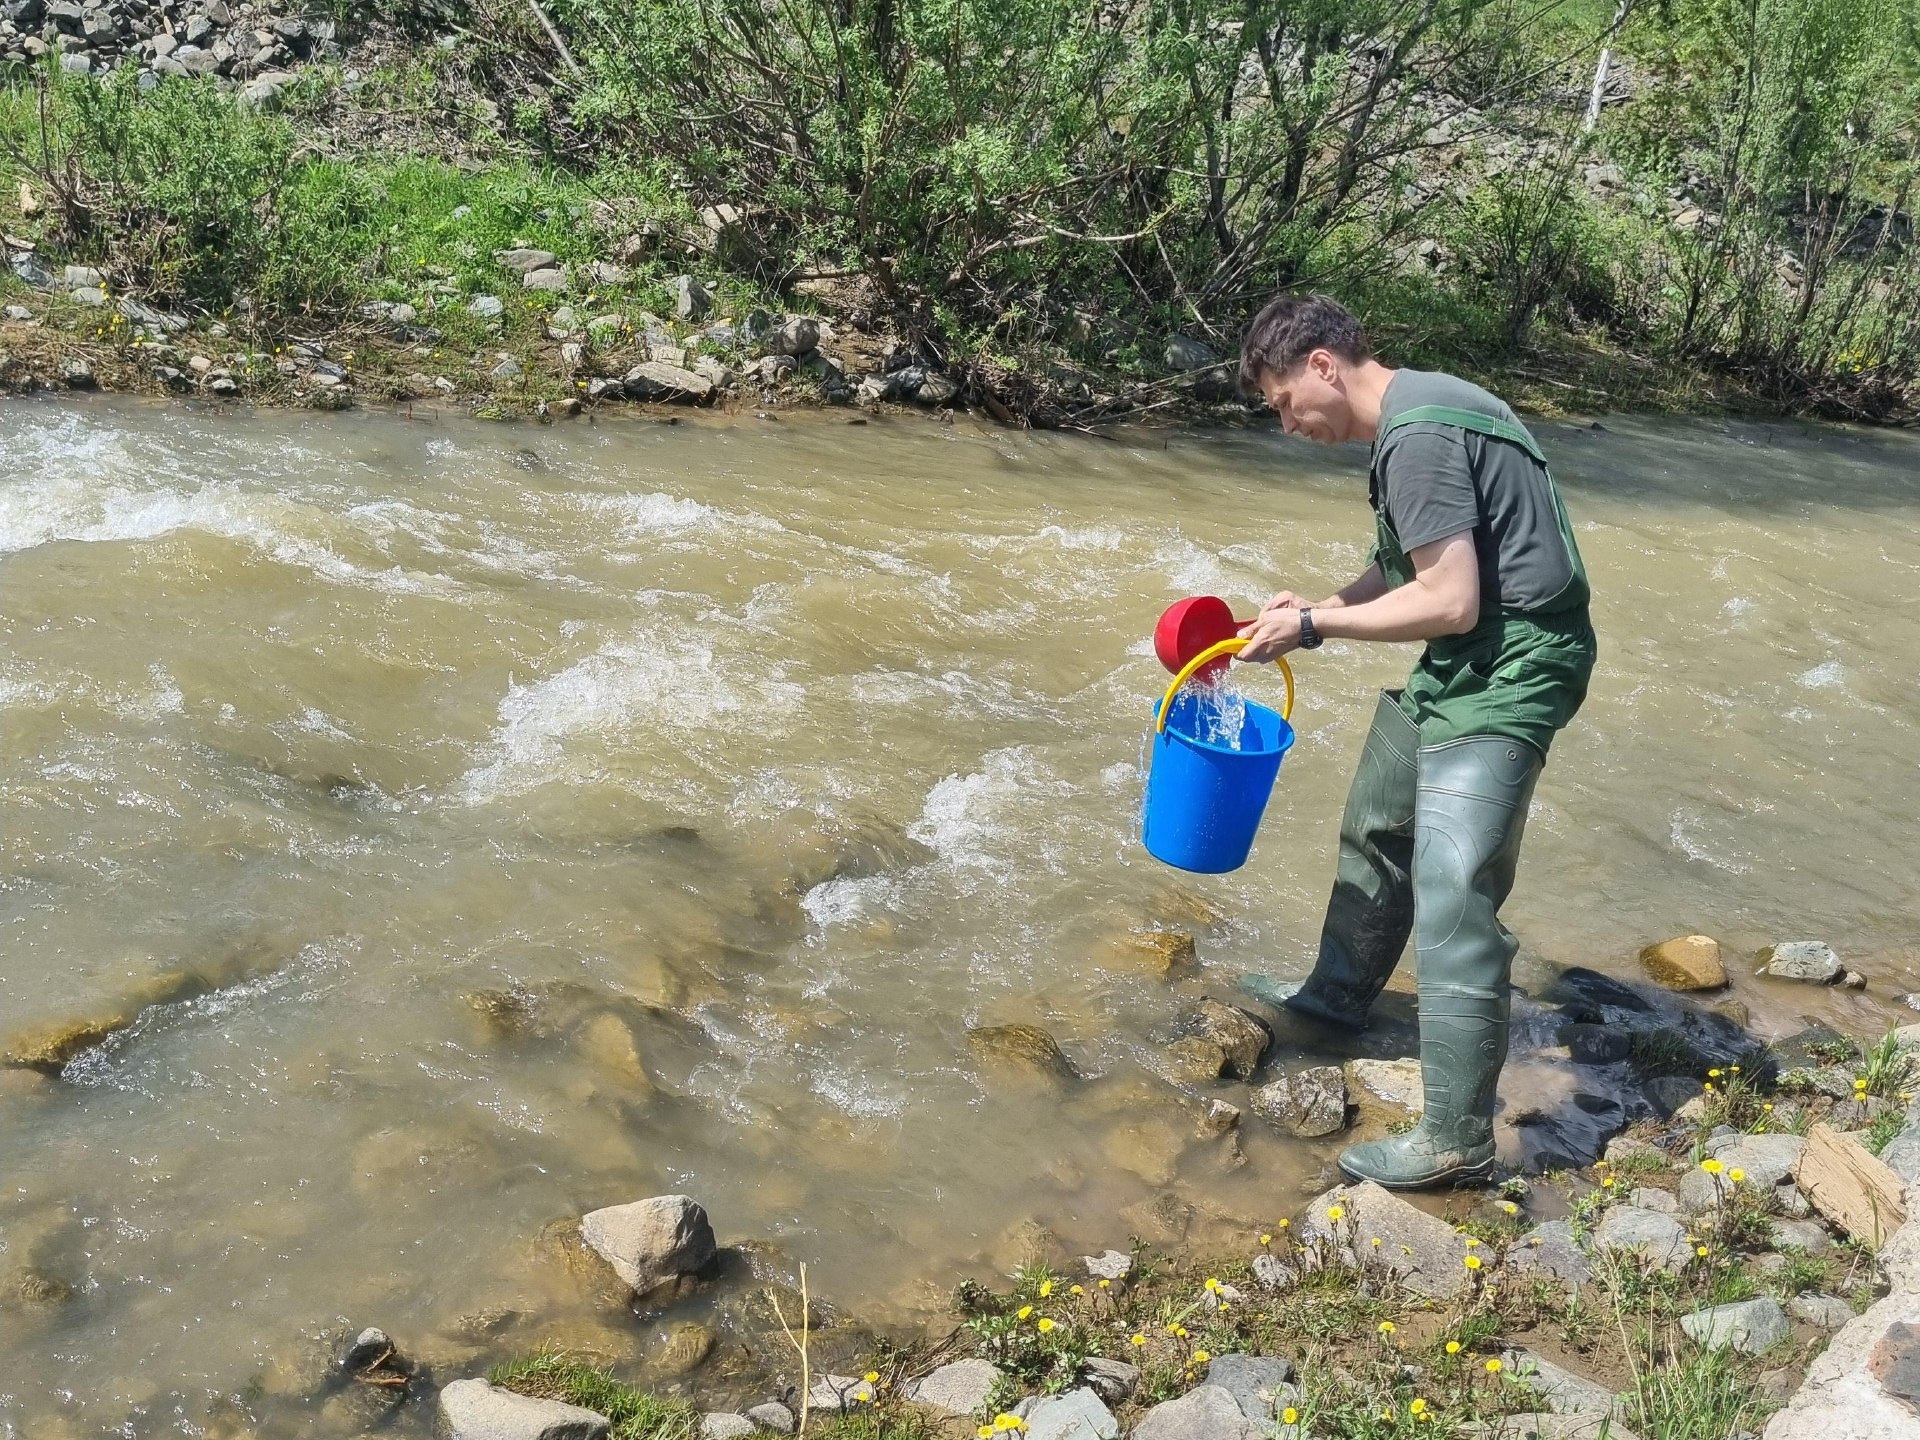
top-left (1758, 940), bottom-right (1842, 983)
top-left (579, 1194), bottom-right (716, 1298)
top-left (1639, 935), bottom-right (1727, 990)
top-left (1180, 998), bottom-right (1270, 1080)
top-left (1251, 1066), bottom-right (1348, 1136)
top-left (969, 1024), bottom-right (1076, 1082)
top-left (438, 1378), bottom-right (610, 1440)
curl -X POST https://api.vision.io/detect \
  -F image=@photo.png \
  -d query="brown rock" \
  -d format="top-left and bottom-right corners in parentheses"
top-left (651, 1320), bottom-right (716, 1376)
top-left (1251, 1066), bottom-right (1349, 1137)
top-left (1639, 935), bottom-right (1727, 991)
top-left (2, 1013), bottom-right (130, 1072)
top-left (968, 1024), bottom-right (1076, 1082)
top-left (1164, 1036), bottom-right (1229, 1083)
top-left (1110, 928), bottom-right (1196, 979)
top-left (1181, 998), bottom-right (1270, 1080)
top-left (576, 1012), bottom-right (653, 1092)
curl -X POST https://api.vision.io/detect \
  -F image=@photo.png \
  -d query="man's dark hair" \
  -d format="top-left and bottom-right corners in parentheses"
top-left (1237, 293), bottom-right (1372, 394)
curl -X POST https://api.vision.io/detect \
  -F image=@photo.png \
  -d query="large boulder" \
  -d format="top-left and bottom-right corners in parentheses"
top-left (1203, 1355), bottom-right (1296, 1420)
top-left (1681, 1296), bottom-right (1789, 1354)
top-left (622, 362), bottom-right (714, 403)
top-left (1251, 1066), bottom-right (1347, 1137)
top-left (1130, 1385), bottom-right (1263, 1440)
top-left (438, 1379), bottom-right (610, 1440)
top-left (1298, 1180), bottom-right (1473, 1298)
top-left (1639, 935), bottom-right (1727, 990)
top-left (578, 1195), bottom-right (716, 1297)
top-left (1762, 1289), bottom-right (1920, 1438)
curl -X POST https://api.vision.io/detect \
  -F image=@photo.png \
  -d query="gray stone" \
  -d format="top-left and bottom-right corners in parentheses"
top-left (700, 1417), bottom-right (754, 1440)
top-left (57, 51), bottom-right (88, 73)
top-left (1789, 1294), bottom-right (1854, 1328)
top-left (8, 252), bottom-right (54, 289)
top-left (586, 260), bottom-right (628, 287)
top-left (1130, 1386), bottom-right (1262, 1440)
top-left (490, 357), bottom-right (523, 381)
top-left (1079, 1356), bottom-right (1140, 1406)
top-left (904, 1358), bottom-right (1000, 1415)
top-left (174, 44), bottom-right (217, 74)
top-left (578, 1195), bottom-right (716, 1297)
top-left (495, 248), bottom-right (558, 273)
top-left (469, 295), bottom-right (505, 319)
top-left (209, 375), bottom-right (240, 398)
top-left (343, 1327), bottom-right (395, 1371)
top-left (1770, 1219), bottom-right (1833, 1253)
top-left (1593, 1205), bottom-right (1691, 1271)
top-left (916, 372), bottom-right (960, 406)
top-left (1681, 1296), bottom-right (1790, 1354)
top-left (1467, 1418), bottom-right (1643, 1440)
top-left (674, 274), bottom-right (713, 322)
top-left (1012, 1386), bottom-right (1118, 1440)
top-left (1882, 1128), bottom-right (1920, 1185)
top-left (1777, 1182), bottom-right (1814, 1218)
top-left (1557, 1024), bottom-right (1632, 1064)
top-left (762, 317), bottom-right (819, 357)
top-left (62, 264), bottom-right (101, 289)
top-left (1299, 1179), bottom-right (1472, 1298)
top-left (757, 354), bottom-right (799, 385)
top-left (1083, 1248), bottom-right (1131, 1280)
top-left (1251, 1066), bottom-right (1348, 1137)
top-left (1760, 941), bottom-right (1842, 983)
top-left (523, 268), bottom-right (569, 293)
top-left (1678, 1166), bottom-right (1727, 1213)
top-left (1204, 1355), bottom-right (1295, 1420)
top-left (1706, 1132), bottom-right (1806, 1188)
top-left (647, 342), bottom-right (688, 367)
top-left (1629, 1187), bottom-right (1678, 1213)
top-left (3, 304), bottom-right (32, 321)
top-left (622, 361), bottom-right (714, 403)
top-left (1503, 1219), bottom-right (1592, 1287)
top-left (742, 1402), bottom-right (795, 1434)
top-left (1500, 1350), bottom-right (1619, 1415)
top-left (1251, 1254), bottom-right (1297, 1291)
top-left (241, 68), bottom-right (297, 107)
top-left (438, 1379), bottom-right (610, 1440)
top-left (58, 357), bottom-right (94, 388)
top-left (805, 1376), bottom-right (874, 1413)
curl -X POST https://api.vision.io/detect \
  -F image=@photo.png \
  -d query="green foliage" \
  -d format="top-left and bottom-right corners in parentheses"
top-left (1627, 1343), bottom-right (1773, 1440)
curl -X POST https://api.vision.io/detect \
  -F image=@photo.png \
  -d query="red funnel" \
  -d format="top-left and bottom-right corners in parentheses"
top-left (1154, 596), bottom-right (1246, 682)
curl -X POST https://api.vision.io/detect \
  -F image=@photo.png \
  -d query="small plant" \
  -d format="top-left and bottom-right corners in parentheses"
top-left (487, 1352), bottom-right (698, 1440)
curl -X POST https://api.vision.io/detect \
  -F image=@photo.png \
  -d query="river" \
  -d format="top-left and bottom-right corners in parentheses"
top-left (1, 396), bottom-right (1916, 1434)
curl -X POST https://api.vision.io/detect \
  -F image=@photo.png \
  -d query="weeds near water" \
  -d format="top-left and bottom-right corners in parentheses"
top-left (487, 1352), bottom-right (698, 1439)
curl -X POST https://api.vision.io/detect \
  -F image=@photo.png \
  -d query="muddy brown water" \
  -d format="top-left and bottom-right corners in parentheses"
top-left (1, 396), bottom-right (1917, 1434)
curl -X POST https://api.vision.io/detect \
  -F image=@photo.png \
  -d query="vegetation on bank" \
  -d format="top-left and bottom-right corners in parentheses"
top-left (3, 0), bottom-right (1919, 423)
top-left (477, 1025), bottom-right (1920, 1440)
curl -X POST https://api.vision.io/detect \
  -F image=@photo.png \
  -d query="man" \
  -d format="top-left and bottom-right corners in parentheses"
top-left (1232, 294), bottom-right (1595, 1190)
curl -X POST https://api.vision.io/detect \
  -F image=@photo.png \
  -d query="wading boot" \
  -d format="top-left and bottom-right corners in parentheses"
top-left (1240, 691), bottom-right (1419, 1029)
top-left (1338, 736), bottom-right (1541, 1189)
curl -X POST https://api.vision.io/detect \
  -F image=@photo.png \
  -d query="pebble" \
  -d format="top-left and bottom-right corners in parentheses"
top-left (743, 1402), bottom-right (795, 1434)
top-left (1083, 1248), bottom-right (1132, 1281)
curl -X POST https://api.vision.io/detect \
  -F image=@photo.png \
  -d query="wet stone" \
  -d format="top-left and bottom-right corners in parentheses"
top-left (1639, 935), bottom-right (1728, 991)
top-left (438, 1379), bottom-right (610, 1440)
top-left (578, 1194), bottom-right (716, 1298)
top-left (1345, 1056), bottom-right (1425, 1118)
top-left (1197, 1099), bottom-right (1240, 1137)
top-left (968, 1024), bottom-right (1075, 1083)
top-left (806, 1376), bottom-right (874, 1413)
top-left (1164, 1036), bottom-right (1229, 1083)
top-left (1180, 998), bottom-right (1269, 1080)
top-left (1251, 1066), bottom-right (1348, 1137)
top-left (1111, 928), bottom-right (1196, 979)
top-left (1557, 1023), bottom-right (1631, 1064)
top-left (652, 1320), bottom-right (715, 1375)
top-left (1759, 941), bottom-right (1842, 983)
top-left (1082, 1249), bottom-right (1132, 1281)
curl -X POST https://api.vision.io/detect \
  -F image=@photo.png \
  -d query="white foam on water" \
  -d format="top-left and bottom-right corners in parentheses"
top-left (1797, 660), bottom-right (1845, 690)
top-left (800, 874), bottom-right (905, 931)
top-left (1667, 808), bottom-right (1752, 873)
top-left (589, 490), bottom-right (786, 541)
top-left (456, 629), bottom-right (805, 803)
top-left (908, 747), bottom-right (1073, 882)
top-left (1722, 597), bottom-right (1754, 617)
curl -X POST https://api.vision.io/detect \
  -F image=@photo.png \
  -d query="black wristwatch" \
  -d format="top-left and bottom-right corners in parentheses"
top-left (1298, 607), bottom-right (1323, 649)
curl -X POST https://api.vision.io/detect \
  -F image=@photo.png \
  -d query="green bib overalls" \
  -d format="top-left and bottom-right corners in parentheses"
top-left (1243, 402), bottom-right (1597, 1189)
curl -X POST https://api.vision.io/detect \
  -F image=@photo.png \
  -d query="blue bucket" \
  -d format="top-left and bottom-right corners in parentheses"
top-left (1142, 689), bottom-right (1294, 874)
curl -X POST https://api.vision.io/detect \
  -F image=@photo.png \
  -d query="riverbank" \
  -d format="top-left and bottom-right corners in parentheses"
top-left (296, 967), bottom-right (1920, 1440)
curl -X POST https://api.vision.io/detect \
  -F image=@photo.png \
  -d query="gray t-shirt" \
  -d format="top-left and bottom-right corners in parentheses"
top-left (1370, 369), bottom-right (1576, 612)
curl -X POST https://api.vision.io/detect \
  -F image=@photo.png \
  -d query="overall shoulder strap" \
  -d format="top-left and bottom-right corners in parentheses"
top-left (1377, 403), bottom-right (1549, 468)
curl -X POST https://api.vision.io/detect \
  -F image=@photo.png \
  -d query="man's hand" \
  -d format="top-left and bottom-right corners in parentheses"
top-left (1236, 606), bottom-right (1303, 663)
top-left (1260, 591), bottom-right (1305, 614)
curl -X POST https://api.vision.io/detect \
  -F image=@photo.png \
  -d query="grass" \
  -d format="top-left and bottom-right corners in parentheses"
top-left (1627, 1344), bottom-right (1774, 1440)
top-left (487, 1353), bottom-right (699, 1440)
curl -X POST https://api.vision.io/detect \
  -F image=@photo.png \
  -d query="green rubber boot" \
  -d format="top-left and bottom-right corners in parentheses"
top-left (1338, 736), bottom-right (1541, 1189)
top-left (1241, 691), bottom-right (1419, 1029)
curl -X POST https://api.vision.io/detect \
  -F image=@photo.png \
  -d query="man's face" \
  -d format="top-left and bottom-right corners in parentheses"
top-left (1256, 350), bottom-right (1351, 444)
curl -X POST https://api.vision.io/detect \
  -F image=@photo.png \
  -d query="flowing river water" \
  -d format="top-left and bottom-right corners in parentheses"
top-left (2, 396), bottom-right (1918, 1435)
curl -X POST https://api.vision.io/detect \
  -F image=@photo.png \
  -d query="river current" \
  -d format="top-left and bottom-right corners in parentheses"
top-left (1, 397), bottom-right (1916, 1434)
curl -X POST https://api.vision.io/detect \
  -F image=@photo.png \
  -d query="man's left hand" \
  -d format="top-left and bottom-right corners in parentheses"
top-left (1236, 607), bottom-right (1303, 663)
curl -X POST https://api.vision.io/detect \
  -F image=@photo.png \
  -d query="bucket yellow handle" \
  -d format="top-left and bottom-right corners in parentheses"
top-left (1155, 639), bottom-right (1295, 733)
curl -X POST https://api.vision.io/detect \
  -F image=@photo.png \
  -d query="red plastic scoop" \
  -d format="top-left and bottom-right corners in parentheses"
top-left (1154, 595), bottom-right (1248, 682)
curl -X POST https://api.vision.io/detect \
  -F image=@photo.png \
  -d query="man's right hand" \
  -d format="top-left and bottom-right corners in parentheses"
top-left (1261, 591), bottom-right (1305, 614)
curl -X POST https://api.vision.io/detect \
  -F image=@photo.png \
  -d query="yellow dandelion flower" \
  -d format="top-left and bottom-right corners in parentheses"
top-left (1192, 1349), bottom-right (1210, 1364)
top-left (1446, 1341), bottom-right (1461, 1354)
top-left (1204, 1278), bottom-right (1220, 1293)
top-left (864, 1371), bottom-right (879, 1384)
top-left (1017, 1305), bottom-right (1033, 1320)
top-left (1371, 1237), bottom-right (1382, 1247)
top-left (1731, 1065), bottom-right (1740, 1073)
top-left (1708, 1068), bottom-right (1722, 1077)
top-left (1701, 1159), bottom-right (1724, 1174)
top-left (1070, 1284), bottom-right (1083, 1295)
top-left (1098, 1279), bottom-right (1111, 1289)
top-left (1704, 1082), bottom-right (1715, 1091)
top-left (1465, 1237), bottom-right (1480, 1247)
top-left (1327, 1205), bottom-right (1345, 1222)
top-left (1037, 1317), bottom-right (1055, 1333)
top-left (1175, 1326), bottom-right (1188, 1339)
top-left (1729, 1168), bottom-right (1745, 1183)
top-left (1039, 1280), bottom-right (1052, 1297)
top-left (1218, 1303), bottom-right (1228, 1313)
top-left (1464, 1255), bottom-right (1482, 1270)
top-left (1486, 1359), bottom-right (1503, 1374)
top-left (1697, 1245), bottom-right (1709, 1257)
top-left (1379, 1321), bottom-right (1397, 1335)
top-left (1411, 1398), bottom-right (1428, 1415)
top-left (1278, 1218), bottom-right (1290, 1228)
top-left (1260, 1233), bottom-right (1272, 1246)
top-left (1763, 1102), bottom-right (1774, 1112)
top-left (979, 1428), bottom-right (994, 1440)
top-left (1500, 1201), bottom-right (1519, 1215)
top-left (1283, 1408), bottom-right (1299, 1425)
top-left (1130, 1333), bottom-right (1146, 1347)
top-left (1603, 1177), bottom-right (1616, 1188)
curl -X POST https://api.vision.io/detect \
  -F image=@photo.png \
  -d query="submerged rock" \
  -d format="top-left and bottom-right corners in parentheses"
top-left (1251, 1066), bottom-right (1348, 1137)
top-left (578, 1195), bottom-right (717, 1298)
top-left (1, 1012), bottom-right (128, 1072)
top-left (1639, 935), bottom-right (1727, 990)
top-left (652, 1320), bottom-right (715, 1375)
top-left (438, 1378), bottom-right (610, 1440)
top-left (1108, 928), bottom-right (1196, 979)
top-left (969, 1024), bottom-right (1076, 1082)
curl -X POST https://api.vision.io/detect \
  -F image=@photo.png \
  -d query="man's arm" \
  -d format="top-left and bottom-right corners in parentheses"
top-left (1258, 562), bottom-right (1389, 615)
top-left (1237, 533), bottom-right (1478, 660)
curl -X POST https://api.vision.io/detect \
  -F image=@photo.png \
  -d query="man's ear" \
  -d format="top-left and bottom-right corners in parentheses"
top-left (1308, 348), bottom-right (1341, 384)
